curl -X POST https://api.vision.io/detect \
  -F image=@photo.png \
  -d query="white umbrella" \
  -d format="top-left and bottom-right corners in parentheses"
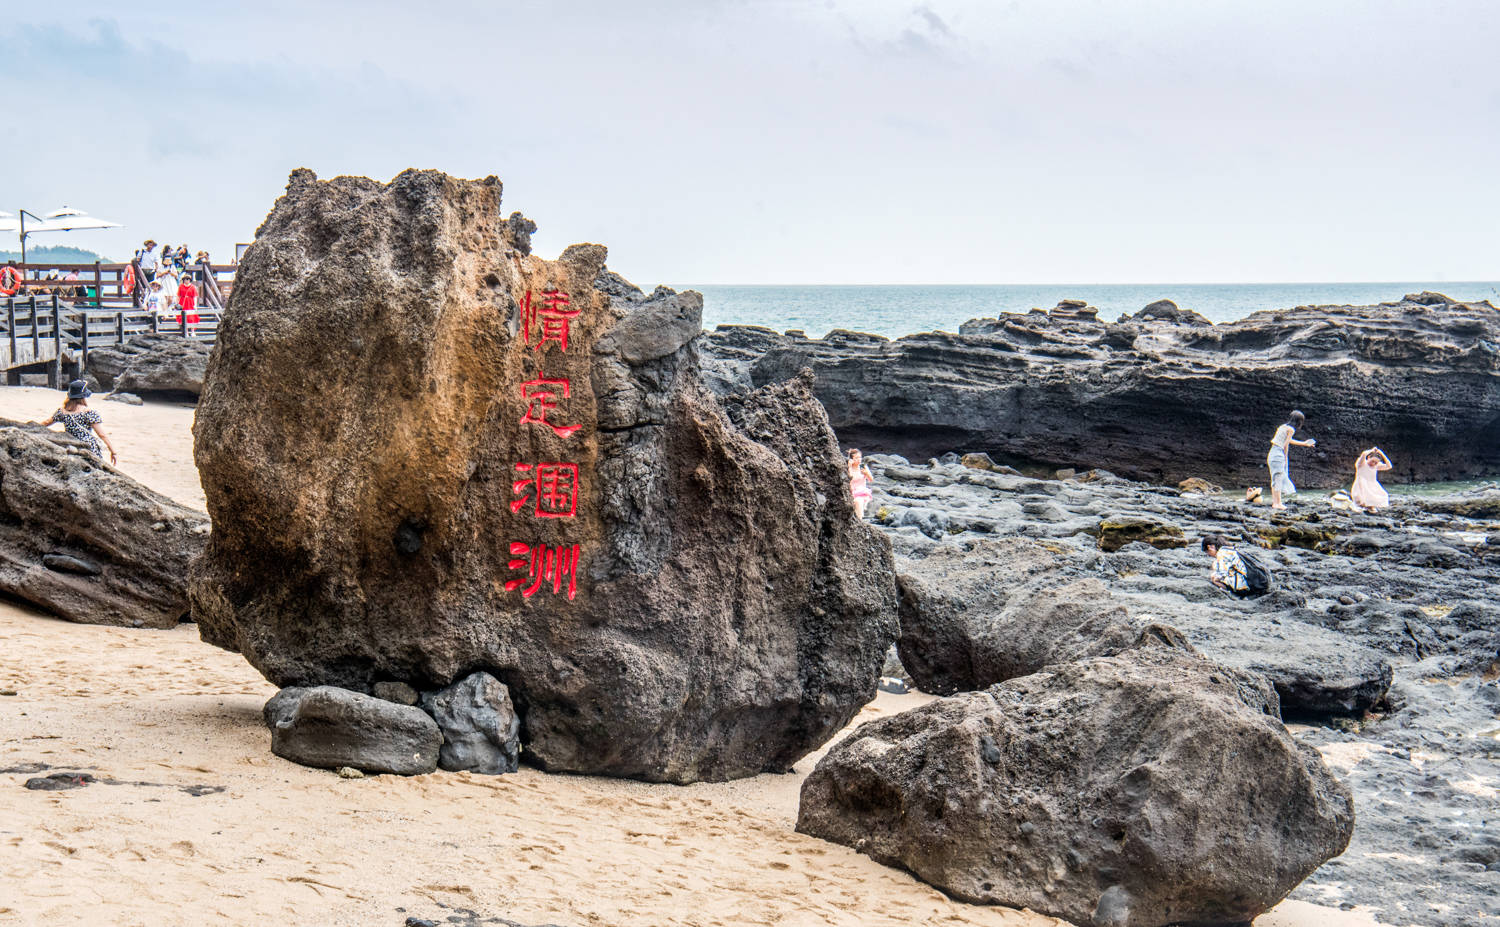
top-left (15, 207), bottom-right (124, 263)
top-left (38, 207), bottom-right (123, 232)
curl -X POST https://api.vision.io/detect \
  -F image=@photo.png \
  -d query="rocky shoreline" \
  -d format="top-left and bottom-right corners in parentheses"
top-left (700, 293), bottom-right (1500, 489)
top-left (861, 453), bottom-right (1498, 927)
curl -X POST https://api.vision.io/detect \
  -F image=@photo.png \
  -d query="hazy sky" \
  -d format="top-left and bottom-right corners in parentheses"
top-left (3, 1), bottom-right (1497, 285)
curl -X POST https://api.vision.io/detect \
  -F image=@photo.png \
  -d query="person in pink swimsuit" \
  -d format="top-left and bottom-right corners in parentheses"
top-left (847, 448), bottom-right (874, 519)
top-left (1350, 447), bottom-right (1392, 512)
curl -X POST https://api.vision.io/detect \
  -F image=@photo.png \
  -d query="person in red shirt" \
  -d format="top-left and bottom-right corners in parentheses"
top-left (176, 276), bottom-right (200, 337)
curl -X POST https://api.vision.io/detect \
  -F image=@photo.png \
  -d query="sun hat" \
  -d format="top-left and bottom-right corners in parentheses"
top-left (66, 380), bottom-right (92, 400)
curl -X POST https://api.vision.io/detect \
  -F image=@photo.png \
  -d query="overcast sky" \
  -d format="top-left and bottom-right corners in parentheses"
top-left (3, 1), bottom-right (1496, 285)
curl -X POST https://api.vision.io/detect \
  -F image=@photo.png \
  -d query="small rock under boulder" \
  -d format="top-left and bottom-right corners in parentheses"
top-left (420, 671), bottom-right (521, 775)
top-left (267, 686), bottom-right (441, 776)
top-left (796, 634), bottom-right (1355, 927)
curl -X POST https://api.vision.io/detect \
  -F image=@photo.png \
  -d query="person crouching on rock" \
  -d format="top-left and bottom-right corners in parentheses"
top-left (1202, 534), bottom-right (1250, 596)
top-left (1266, 410), bottom-right (1315, 510)
top-left (39, 380), bottom-right (117, 465)
top-left (847, 448), bottom-right (874, 519)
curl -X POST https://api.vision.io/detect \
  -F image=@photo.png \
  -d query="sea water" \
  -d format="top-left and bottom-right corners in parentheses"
top-left (693, 281), bottom-right (1500, 339)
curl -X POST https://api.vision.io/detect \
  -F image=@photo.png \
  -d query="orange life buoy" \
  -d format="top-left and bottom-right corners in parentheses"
top-left (0, 266), bottom-right (20, 296)
top-left (121, 264), bottom-right (136, 295)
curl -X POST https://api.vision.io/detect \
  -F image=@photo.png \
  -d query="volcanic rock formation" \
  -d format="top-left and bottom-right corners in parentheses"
top-left (702, 296), bottom-right (1500, 488)
top-left (797, 632), bottom-right (1356, 927)
top-left (0, 421), bottom-right (207, 628)
top-left (190, 169), bottom-right (898, 783)
top-left (86, 333), bottom-right (211, 400)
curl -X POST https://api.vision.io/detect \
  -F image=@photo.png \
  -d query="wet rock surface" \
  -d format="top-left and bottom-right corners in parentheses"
top-left (0, 421), bottom-right (207, 628)
top-left (701, 295), bottom-right (1500, 487)
top-left (192, 170), bottom-right (897, 784)
top-left (798, 634), bottom-right (1355, 927)
top-left (86, 333), bottom-right (211, 400)
top-left (864, 455), bottom-right (1500, 926)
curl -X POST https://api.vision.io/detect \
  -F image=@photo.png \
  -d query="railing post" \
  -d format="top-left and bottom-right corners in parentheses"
top-left (7, 297), bottom-right (16, 363)
top-left (30, 297), bottom-right (40, 361)
top-left (115, 311), bottom-right (124, 345)
top-left (51, 295), bottom-right (62, 360)
top-left (93, 261), bottom-right (102, 311)
top-left (79, 309), bottom-right (90, 371)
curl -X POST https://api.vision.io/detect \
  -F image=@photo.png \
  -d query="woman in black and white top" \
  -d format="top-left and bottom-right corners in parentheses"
top-left (39, 380), bottom-right (117, 465)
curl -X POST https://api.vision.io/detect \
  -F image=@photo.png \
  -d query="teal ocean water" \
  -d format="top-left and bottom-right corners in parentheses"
top-left (693, 282), bottom-right (1500, 339)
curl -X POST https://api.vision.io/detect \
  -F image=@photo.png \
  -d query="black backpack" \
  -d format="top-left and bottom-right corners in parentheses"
top-left (1236, 550), bottom-right (1272, 596)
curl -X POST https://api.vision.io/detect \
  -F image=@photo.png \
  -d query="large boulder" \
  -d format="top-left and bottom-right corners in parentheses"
top-left (797, 633), bottom-right (1355, 927)
top-left (190, 169), bottom-right (898, 783)
top-left (896, 539), bottom-right (1139, 695)
top-left (86, 333), bottom-right (211, 399)
top-left (0, 422), bottom-right (207, 628)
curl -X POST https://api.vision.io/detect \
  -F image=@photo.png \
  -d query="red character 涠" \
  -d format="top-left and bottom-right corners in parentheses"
top-left (519, 373), bottom-right (581, 439)
top-left (519, 288), bottom-right (580, 353)
top-left (511, 462), bottom-right (580, 518)
top-left (505, 541), bottom-right (581, 600)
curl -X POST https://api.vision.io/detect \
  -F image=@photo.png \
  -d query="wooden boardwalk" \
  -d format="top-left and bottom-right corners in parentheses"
top-left (0, 260), bottom-right (232, 383)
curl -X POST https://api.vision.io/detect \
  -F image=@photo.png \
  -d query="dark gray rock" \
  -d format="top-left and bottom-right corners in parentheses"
top-left (0, 422), bottom-right (207, 628)
top-left (190, 170), bottom-right (898, 784)
top-left (420, 671), bottom-right (521, 775)
top-left (593, 288), bottom-right (703, 364)
top-left (263, 686), bottom-right (308, 729)
top-left (797, 636), bottom-right (1355, 927)
top-left (895, 539), bottom-right (1137, 695)
top-left (268, 685), bottom-right (441, 776)
top-left (87, 333), bottom-right (210, 399)
top-left (371, 681), bottom-right (419, 706)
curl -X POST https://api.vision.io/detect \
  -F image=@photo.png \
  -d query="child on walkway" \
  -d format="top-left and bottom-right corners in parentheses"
top-left (177, 275), bottom-right (200, 337)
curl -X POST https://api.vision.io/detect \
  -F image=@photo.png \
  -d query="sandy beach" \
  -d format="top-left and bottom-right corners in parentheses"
top-left (0, 387), bottom-right (1389, 927)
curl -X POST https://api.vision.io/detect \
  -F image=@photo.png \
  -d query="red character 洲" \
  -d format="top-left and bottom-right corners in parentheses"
top-left (519, 373), bottom-right (581, 439)
top-left (519, 288), bottom-right (581, 353)
top-left (505, 541), bottom-right (581, 600)
top-left (511, 462), bottom-right (580, 518)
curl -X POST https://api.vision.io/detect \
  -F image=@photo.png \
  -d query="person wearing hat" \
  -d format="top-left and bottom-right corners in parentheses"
top-left (136, 240), bottom-right (159, 282)
top-left (38, 380), bottom-right (117, 464)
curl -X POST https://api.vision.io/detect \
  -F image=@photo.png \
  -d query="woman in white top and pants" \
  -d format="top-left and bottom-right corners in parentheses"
top-left (1267, 410), bottom-right (1315, 510)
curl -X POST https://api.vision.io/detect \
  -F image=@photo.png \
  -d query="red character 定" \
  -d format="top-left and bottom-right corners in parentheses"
top-left (519, 373), bottom-right (581, 439)
top-left (511, 462), bottom-right (580, 518)
top-left (505, 541), bottom-right (581, 600)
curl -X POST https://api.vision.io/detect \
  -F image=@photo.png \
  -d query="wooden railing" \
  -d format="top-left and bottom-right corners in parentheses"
top-left (1, 260), bottom-right (235, 314)
top-left (0, 292), bottom-right (219, 379)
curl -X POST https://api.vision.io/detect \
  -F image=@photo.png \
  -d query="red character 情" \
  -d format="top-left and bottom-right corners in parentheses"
top-left (519, 288), bottom-right (581, 353)
top-left (505, 541), bottom-right (581, 600)
top-left (519, 373), bottom-right (581, 439)
top-left (511, 462), bottom-right (580, 518)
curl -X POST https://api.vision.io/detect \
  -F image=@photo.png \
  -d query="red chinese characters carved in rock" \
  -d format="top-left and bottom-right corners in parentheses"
top-left (519, 289), bottom-right (581, 353)
top-left (505, 541), bottom-right (580, 600)
top-left (519, 373), bottom-right (581, 439)
top-left (511, 462), bottom-right (580, 518)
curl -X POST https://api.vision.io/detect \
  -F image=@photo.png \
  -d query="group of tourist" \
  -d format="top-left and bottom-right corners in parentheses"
top-left (134, 238), bottom-right (207, 336)
top-left (843, 408), bottom-right (1397, 601)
